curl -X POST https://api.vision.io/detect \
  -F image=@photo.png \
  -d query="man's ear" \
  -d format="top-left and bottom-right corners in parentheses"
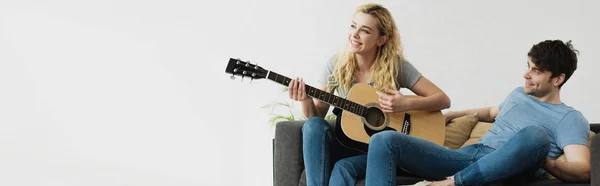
top-left (377, 35), bottom-right (388, 46)
top-left (554, 73), bottom-right (566, 87)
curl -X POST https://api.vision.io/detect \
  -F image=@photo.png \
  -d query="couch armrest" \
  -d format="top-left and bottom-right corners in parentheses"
top-left (591, 134), bottom-right (600, 185)
top-left (274, 120), bottom-right (305, 186)
top-left (590, 123), bottom-right (600, 134)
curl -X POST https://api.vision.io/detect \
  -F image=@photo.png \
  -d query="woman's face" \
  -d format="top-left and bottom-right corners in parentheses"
top-left (348, 12), bottom-right (386, 54)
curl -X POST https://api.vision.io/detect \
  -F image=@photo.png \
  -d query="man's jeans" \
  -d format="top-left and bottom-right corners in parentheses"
top-left (365, 125), bottom-right (550, 186)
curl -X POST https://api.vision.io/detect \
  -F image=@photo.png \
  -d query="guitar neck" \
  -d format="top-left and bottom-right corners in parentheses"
top-left (266, 71), bottom-right (367, 117)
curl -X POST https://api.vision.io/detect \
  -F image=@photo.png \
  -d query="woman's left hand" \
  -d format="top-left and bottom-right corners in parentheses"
top-left (376, 88), bottom-right (412, 113)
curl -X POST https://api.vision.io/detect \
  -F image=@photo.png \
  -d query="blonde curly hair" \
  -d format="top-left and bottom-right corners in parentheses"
top-left (327, 3), bottom-right (406, 95)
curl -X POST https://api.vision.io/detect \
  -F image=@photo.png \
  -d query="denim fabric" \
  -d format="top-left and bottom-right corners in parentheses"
top-left (302, 117), bottom-right (366, 186)
top-left (365, 126), bottom-right (550, 186)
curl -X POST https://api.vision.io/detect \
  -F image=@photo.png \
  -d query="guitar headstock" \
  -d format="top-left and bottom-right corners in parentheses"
top-left (225, 58), bottom-right (268, 80)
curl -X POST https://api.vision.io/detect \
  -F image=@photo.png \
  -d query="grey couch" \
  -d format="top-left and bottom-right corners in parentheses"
top-left (273, 120), bottom-right (600, 186)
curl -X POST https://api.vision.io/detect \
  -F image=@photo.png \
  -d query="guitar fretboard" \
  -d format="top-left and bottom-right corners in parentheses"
top-left (267, 71), bottom-right (367, 117)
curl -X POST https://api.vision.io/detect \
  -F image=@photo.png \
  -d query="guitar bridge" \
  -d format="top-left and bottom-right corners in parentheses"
top-left (401, 113), bottom-right (411, 135)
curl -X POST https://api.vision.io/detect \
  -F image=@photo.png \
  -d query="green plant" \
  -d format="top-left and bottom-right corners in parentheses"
top-left (262, 87), bottom-right (337, 125)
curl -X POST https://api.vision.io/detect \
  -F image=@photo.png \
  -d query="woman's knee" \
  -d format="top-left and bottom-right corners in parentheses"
top-left (369, 130), bottom-right (405, 148)
top-left (302, 117), bottom-right (329, 135)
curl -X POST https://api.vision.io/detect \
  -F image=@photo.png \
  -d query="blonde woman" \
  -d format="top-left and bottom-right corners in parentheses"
top-left (288, 3), bottom-right (450, 185)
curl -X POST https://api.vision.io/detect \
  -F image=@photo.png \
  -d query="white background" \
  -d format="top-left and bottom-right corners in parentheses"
top-left (1, 0), bottom-right (599, 185)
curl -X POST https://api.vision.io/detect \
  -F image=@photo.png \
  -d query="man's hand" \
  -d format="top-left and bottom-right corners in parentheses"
top-left (443, 111), bottom-right (462, 124)
top-left (427, 177), bottom-right (455, 186)
top-left (544, 157), bottom-right (557, 170)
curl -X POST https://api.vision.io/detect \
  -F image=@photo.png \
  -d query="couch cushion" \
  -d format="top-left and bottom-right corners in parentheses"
top-left (444, 114), bottom-right (479, 149)
top-left (461, 122), bottom-right (494, 148)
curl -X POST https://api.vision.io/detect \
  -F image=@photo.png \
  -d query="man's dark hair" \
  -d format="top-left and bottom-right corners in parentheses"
top-left (527, 40), bottom-right (579, 88)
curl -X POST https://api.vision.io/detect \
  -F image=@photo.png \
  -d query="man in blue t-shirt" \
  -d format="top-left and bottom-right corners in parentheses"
top-left (364, 40), bottom-right (590, 186)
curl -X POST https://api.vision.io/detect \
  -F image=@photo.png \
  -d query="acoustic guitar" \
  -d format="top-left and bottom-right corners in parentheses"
top-left (225, 58), bottom-right (445, 153)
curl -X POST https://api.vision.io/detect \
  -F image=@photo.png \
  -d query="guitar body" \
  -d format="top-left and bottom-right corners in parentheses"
top-left (334, 83), bottom-right (446, 153)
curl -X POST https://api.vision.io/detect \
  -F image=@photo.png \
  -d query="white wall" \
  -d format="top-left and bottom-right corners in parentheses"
top-left (1, 0), bottom-right (598, 185)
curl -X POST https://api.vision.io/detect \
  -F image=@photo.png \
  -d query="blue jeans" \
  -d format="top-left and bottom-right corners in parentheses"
top-left (365, 125), bottom-right (551, 186)
top-left (302, 117), bottom-right (367, 186)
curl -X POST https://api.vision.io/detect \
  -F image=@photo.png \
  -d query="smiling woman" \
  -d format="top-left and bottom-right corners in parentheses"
top-left (285, 3), bottom-right (451, 185)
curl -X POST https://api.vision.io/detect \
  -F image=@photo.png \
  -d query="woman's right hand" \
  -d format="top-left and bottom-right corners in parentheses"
top-left (289, 77), bottom-right (309, 102)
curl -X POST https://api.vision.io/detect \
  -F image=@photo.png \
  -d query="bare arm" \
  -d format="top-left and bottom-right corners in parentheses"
top-left (406, 76), bottom-right (451, 111)
top-left (444, 106), bottom-right (499, 124)
top-left (377, 76), bottom-right (451, 113)
top-left (544, 144), bottom-right (591, 183)
top-left (300, 85), bottom-right (331, 118)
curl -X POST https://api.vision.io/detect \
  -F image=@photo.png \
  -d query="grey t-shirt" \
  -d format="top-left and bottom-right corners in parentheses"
top-left (317, 57), bottom-right (422, 98)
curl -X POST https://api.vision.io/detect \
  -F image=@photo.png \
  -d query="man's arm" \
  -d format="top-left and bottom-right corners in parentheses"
top-left (444, 106), bottom-right (499, 123)
top-left (544, 144), bottom-right (591, 183)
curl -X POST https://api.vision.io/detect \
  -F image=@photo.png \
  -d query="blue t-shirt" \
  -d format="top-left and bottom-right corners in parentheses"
top-left (479, 87), bottom-right (590, 159)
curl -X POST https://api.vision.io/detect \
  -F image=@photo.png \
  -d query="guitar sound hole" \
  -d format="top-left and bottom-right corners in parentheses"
top-left (364, 107), bottom-right (385, 128)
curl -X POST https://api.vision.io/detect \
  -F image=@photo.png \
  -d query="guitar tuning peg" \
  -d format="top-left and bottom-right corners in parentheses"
top-left (230, 74), bottom-right (235, 80)
top-left (254, 63), bottom-right (259, 69)
top-left (250, 73), bottom-right (256, 84)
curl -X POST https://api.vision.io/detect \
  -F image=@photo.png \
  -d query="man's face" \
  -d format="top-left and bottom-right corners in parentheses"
top-left (523, 58), bottom-right (556, 97)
